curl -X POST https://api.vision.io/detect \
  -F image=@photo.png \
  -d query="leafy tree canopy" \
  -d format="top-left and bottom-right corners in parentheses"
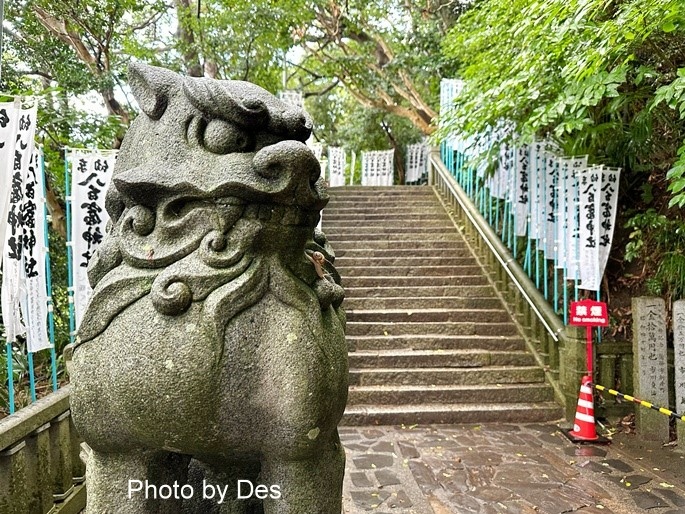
top-left (440, 0), bottom-right (685, 299)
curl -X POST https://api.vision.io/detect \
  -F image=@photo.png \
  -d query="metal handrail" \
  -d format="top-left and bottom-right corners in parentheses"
top-left (429, 151), bottom-right (564, 342)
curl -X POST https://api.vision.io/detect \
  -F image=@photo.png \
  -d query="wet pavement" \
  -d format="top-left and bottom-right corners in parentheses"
top-left (340, 423), bottom-right (685, 513)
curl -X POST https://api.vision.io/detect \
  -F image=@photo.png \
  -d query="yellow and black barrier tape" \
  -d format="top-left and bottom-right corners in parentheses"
top-left (594, 384), bottom-right (685, 423)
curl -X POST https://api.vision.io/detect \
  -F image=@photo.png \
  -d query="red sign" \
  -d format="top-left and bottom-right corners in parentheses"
top-left (569, 300), bottom-right (609, 327)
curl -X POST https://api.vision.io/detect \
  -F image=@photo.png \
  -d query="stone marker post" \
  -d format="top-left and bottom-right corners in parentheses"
top-left (674, 300), bottom-right (685, 450)
top-left (631, 297), bottom-right (669, 443)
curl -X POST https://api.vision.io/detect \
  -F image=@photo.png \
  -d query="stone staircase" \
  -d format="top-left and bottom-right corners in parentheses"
top-left (322, 186), bottom-right (562, 425)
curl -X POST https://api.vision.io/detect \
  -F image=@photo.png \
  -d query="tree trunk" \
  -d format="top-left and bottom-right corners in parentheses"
top-left (175, 0), bottom-right (203, 77)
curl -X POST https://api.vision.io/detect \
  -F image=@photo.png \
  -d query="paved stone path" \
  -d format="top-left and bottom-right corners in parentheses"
top-left (341, 423), bottom-right (685, 513)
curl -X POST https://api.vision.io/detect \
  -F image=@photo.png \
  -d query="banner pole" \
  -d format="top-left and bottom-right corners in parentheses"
top-left (543, 255), bottom-right (549, 301)
top-left (5, 340), bottom-right (13, 413)
top-left (554, 264), bottom-right (558, 313)
top-left (596, 289), bottom-right (602, 343)
top-left (27, 352), bottom-right (36, 402)
top-left (0, 0), bottom-right (4, 85)
top-left (524, 216), bottom-right (532, 276)
top-left (65, 150), bottom-right (76, 345)
top-left (42, 151), bottom-right (58, 391)
top-left (586, 325), bottom-right (594, 376)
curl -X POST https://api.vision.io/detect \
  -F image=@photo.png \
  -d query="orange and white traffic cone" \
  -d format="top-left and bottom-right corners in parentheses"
top-left (565, 375), bottom-right (609, 444)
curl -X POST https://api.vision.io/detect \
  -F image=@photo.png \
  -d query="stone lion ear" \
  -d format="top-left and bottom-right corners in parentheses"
top-left (128, 63), bottom-right (177, 120)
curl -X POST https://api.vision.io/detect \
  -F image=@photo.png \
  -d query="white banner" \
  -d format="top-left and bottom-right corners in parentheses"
top-left (22, 150), bottom-right (51, 351)
top-left (506, 143), bottom-right (517, 208)
top-left (278, 90), bottom-right (304, 110)
top-left (361, 150), bottom-right (394, 186)
top-left (69, 150), bottom-right (116, 329)
top-left (328, 146), bottom-right (346, 187)
top-left (599, 167), bottom-right (621, 281)
top-left (406, 143), bottom-right (427, 183)
top-left (514, 146), bottom-right (529, 237)
top-left (475, 136), bottom-right (488, 179)
top-left (0, 101), bottom-right (20, 262)
top-left (564, 157), bottom-right (587, 280)
top-left (439, 78), bottom-right (464, 120)
top-left (308, 141), bottom-right (323, 161)
top-left (544, 153), bottom-right (559, 257)
top-left (1, 104), bottom-right (38, 345)
top-left (578, 166), bottom-right (602, 291)
top-left (556, 158), bottom-right (570, 269)
top-left (528, 142), bottom-right (542, 241)
top-left (494, 141), bottom-right (510, 201)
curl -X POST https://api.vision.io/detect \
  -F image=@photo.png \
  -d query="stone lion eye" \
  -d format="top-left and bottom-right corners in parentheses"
top-left (203, 118), bottom-right (252, 154)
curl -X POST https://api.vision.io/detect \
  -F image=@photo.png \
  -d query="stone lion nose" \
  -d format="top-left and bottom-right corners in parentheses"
top-left (252, 140), bottom-right (320, 186)
top-left (283, 109), bottom-right (313, 142)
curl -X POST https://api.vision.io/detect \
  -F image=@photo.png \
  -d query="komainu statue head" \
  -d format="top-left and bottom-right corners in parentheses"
top-left (68, 63), bottom-right (348, 514)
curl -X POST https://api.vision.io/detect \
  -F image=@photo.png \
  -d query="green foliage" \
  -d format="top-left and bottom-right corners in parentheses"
top-left (625, 209), bottom-right (685, 298)
top-left (440, 0), bottom-right (685, 302)
top-left (440, 0), bottom-right (685, 161)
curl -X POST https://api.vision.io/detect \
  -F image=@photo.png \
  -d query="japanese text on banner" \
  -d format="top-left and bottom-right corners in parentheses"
top-left (69, 150), bottom-right (116, 329)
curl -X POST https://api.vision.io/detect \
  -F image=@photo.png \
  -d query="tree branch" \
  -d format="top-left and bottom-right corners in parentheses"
top-left (303, 80), bottom-right (341, 98)
top-left (33, 7), bottom-right (98, 72)
top-left (17, 70), bottom-right (54, 81)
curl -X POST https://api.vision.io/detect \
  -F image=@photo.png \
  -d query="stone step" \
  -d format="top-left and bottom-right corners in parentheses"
top-left (343, 296), bottom-right (502, 310)
top-left (330, 240), bottom-right (465, 250)
top-left (323, 212), bottom-right (449, 220)
top-left (323, 185), bottom-right (560, 427)
top-left (348, 349), bottom-right (535, 369)
top-left (334, 248), bottom-right (474, 259)
top-left (342, 276), bottom-right (488, 288)
top-left (328, 194), bottom-right (435, 201)
top-left (346, 321), bottom-right (518, 337)
top-left (324, 196), bottom-right (440, 209)
top-left (322, 204), bottom-right (450, 212)
top-left (326, 209), bottom-right (442, 214)
top-left (322, 218), bottom-right (456, 228)
top-left (328, 185), bottom-right (434, 192)
top-left (327, 232), bottom-right (460, 242)
top-left (344, 285), bottom-right (496, 298)
top-left (327, 197), bottom-right (436, 204)
top-left (340, 402), bottom-right (563, 425)
top-left (324, 204), bottom-right (446, 211)
top-left (325, 226), bottom-right (455, 234)
top-left (335, 256), bottom-right (476, 267)
top-left (348, 366), bottom-right (545, 386)
top-left (347, 334), bottom-right (526, 352)
top-left (347, 383), bottom-right (555, 405)
top-left (338, 265), bottom-right (482, 277)
top-left (346, 309), bottom-right (511, 324)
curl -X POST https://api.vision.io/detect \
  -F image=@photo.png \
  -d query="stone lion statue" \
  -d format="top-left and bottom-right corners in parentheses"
top-left (67, 63), bottom-right (348, 514)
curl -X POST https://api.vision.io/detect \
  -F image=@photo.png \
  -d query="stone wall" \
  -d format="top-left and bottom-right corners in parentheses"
top-left (0, 385), bottom-right (85, 514)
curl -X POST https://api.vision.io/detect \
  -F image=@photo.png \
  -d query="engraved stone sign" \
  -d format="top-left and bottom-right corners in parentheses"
top-left (631, 297), bottom-right (669, 442)
top-left (673, 300), bottom-right (685, 449)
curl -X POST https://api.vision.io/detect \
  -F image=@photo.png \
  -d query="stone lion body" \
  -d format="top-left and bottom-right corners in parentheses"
top-left (68, 63), bottom-right (348, 514)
